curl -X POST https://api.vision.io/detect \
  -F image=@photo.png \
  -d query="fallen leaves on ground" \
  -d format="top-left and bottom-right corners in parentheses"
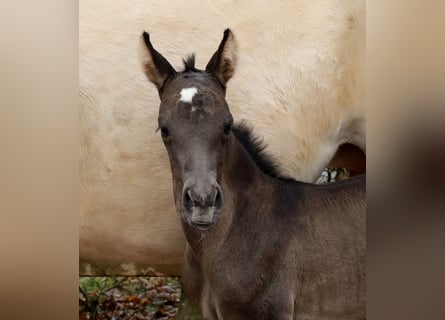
top-left (79, 276), bottom-right (181, 320)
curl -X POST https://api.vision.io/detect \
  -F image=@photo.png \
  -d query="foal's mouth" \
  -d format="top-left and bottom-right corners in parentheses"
top-left (181, 207), bottom-right (220, 231)
top-left (189, 220), bottom-right (215, 231)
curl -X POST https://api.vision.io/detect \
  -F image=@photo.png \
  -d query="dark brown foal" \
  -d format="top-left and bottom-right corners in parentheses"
top-left (140, 29), bottom-right (365, 320)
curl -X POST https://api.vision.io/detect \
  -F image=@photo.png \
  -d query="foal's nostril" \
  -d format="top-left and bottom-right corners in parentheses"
top-left (183, 189), bottom-right (194, 208)
top-left (183, 186), bottom-right (222, 210)
top-left (212, 188), bottom-right (222, 208)
top-left (187, 190), bottom-right (193, 203)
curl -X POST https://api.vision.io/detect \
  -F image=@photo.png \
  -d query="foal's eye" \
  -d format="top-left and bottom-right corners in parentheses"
top-left (224, 123), bottom-right (232, 135)
top-left (160, 127), bottom-right (169, 138)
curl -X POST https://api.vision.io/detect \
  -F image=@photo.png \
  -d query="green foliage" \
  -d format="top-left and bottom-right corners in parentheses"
top-left (80, 276), bottom-right (122, 293)
top-left (79, 276), bottom-right (182, 320)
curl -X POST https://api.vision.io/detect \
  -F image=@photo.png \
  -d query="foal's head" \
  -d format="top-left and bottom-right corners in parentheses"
top-left (140, 29), bottom-right (237, 231)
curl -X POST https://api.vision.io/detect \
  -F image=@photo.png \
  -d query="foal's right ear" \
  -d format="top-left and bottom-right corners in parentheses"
top-left (139, 31), bottom-right (176, 91)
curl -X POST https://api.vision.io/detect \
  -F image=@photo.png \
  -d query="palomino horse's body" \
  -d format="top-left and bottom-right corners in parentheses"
top-left (141, 29), bottom-right (365, 319)
top-left (80, 0), bottom-right (365, 270)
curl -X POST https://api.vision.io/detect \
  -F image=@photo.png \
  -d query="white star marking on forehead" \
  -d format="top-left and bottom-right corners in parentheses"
top-left (179, 87), bottom-right (198, 103)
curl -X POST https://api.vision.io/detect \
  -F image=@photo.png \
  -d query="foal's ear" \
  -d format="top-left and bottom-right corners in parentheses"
top-left (139, 31), bottom-right (176, 90)
top-left (205, 29), bottom-right (237, 84)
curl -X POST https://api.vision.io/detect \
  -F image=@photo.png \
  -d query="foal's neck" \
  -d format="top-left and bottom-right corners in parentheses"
top-left (223, 134), bottom-right (268, 192)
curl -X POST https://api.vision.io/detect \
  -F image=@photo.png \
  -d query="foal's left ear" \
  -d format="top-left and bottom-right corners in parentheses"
top-left (139, 31), bottom-right (176, 91)
top-left (205, 29), bottom-right (237, 85)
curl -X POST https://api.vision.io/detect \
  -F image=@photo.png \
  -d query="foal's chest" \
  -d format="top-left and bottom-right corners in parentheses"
top-left (199, 257), bottom-right (296, 319)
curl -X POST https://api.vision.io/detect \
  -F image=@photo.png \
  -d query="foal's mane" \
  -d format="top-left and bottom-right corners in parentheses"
top-left (232, 121), bottom-right (286, 179)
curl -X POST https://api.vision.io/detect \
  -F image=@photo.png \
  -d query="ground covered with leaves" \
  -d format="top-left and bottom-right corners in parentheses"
top-left (79, 277), bottom-right (182, 320)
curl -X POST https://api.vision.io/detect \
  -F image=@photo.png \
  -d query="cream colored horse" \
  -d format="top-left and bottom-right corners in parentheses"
top-left (80, 0), bottom-right (365, 273)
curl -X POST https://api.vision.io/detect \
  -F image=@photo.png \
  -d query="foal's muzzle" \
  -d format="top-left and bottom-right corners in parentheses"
top-left (181, 183), bottom-right (223, 230)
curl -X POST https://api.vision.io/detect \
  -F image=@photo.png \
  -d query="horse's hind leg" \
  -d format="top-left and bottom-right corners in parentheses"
top-left (328, 143), bottom-right (366, 176)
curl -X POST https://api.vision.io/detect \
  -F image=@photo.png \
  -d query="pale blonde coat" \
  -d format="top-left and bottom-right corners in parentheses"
top-left (80, 0), bottom-right (365, 271)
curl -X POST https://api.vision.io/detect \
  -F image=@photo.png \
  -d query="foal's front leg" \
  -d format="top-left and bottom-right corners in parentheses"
top-left (181, 246), bottom-right (204, 310)
top-left (215, 310), bottom-right (294, 320)
top-left (215, 300), bottom-right (294, 320)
